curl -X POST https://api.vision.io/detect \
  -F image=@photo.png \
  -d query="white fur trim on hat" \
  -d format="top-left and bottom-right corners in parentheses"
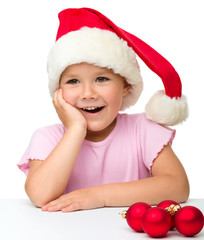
top-left (145, 90), bottom-right (189, 126)
top-left (47, 27), bottom-right (143, 110)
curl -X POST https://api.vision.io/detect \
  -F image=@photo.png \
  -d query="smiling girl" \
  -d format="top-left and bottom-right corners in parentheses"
top-left (18, 8), bottom-right (189, 212)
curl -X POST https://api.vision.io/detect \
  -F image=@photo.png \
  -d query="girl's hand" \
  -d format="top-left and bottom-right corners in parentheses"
top-left (41, 186), bottom-right (105, 212)
top-left (53, 88), bottom-right (87, 130)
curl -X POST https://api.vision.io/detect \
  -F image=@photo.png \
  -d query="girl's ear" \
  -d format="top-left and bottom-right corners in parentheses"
top-left (123, 82), bottom-right (131, 97)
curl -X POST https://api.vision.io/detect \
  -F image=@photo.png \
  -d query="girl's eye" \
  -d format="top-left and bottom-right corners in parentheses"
top-left (96, 77), bottom-right (109, 83)
top-left (66, 79), bottom-right (80, 84)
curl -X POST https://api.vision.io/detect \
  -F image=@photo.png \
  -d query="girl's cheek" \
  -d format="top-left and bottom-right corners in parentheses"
top-left (61, 89), bottom-right (77, 105)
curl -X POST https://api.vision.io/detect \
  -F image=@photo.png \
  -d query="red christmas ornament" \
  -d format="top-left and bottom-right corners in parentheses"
top-left (121, 202), bottom-right (151, 232)
top-left (142, 207), bottom-right (172, 238)
top-left (157, 200), bottom-right (180, 209)
top-left (175, 206), bottom-right (204, 236)
top-left (157, 200), bottom-right (181, 228)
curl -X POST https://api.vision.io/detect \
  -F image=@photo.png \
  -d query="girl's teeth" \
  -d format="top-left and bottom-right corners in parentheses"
top-left (82, 107), bottom-right (103, 113)
top-left (83, 107), bottom-right (97, 110)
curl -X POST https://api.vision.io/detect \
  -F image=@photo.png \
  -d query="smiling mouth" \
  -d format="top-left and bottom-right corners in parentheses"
top-left (81, 106), bottom-right (104, 113)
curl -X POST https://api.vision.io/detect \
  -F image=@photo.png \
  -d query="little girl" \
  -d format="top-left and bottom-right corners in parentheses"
top-left (18, 8), bottom-right (189, 212)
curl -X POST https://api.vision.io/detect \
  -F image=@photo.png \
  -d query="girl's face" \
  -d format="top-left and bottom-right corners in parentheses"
top-left (59, 62), bottom-right (129, 141)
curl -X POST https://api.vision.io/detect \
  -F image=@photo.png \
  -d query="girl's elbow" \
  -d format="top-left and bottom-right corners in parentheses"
top-left (24, 182), bottom-right (50, 208)
top-left (175, 175), bottom-right (190, 203)
top-left (182, 178), bottom-right (190, 202)
top-left (26, 192), bottom-right (50, 208)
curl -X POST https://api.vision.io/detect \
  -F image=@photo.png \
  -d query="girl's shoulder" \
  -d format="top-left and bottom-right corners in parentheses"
top-left (32, 124), bottom-right (66, 139)
top-left (17, 124), bottom-right (66, 175)
top-left (118, 112), bottom-right (152, 127)
top-left (117, 112), bottom-right (175, 135)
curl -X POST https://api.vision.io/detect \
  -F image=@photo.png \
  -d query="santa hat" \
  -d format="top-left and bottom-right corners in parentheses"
top-left (47, 7), bottom-right (188, 126)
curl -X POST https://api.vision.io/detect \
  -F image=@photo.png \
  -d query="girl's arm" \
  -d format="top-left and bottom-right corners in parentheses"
top-left (25, 89), bottom-right (87, 207)
top-left (41, 143), bottom-right (189, 212)
top-left (102, 143), bottom-right (190, 206)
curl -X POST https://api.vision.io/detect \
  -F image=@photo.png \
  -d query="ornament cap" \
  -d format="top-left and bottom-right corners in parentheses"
top-left (120, 210), bottom-right (127, 219)
top-left (165, 204), bottom-right (181, 216)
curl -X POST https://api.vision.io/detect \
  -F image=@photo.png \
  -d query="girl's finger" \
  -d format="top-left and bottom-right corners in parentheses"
top-left (56, 88), bottom-right (67, 107)
top-left (61, 202), bottom-right (81, 213)
top-left (53, 88), bottom-right (60, 108)
top-left (41, 197), bottom-right (60, 210)
top-left (47, 203), bottom-right (63, 212)
top-left (42, 199), bottom-right (70, 212)
top-left (42, 194), bottom-right (75, 211)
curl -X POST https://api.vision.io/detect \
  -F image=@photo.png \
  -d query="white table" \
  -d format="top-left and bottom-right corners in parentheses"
top-left (0, 199), bottom-right (203, 239)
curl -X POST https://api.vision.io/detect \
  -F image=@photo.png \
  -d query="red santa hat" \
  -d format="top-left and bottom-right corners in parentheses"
top-left (47, 7), bottom-right (188, 126)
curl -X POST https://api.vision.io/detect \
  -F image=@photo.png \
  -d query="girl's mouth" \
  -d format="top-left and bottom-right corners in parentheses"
top-left (81, 106), bottom-right (104, 113)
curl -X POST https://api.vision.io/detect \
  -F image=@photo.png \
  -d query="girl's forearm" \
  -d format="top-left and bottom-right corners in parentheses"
top-left (101, 175), bottom-right (189, 207)
top-left (25, 126), bottom-right (86, 207)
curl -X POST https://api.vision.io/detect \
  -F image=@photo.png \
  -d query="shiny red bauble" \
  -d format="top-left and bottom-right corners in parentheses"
top-left (157, 200), bottom-right (180, 228)
top-left (157, 200), bottom-right (180, 209)
top-left (142, 207), bottom-right (172, 237)
top-left (175, 206), bottom-right (204, 236)
top-left (125, 202), bottom-right (151, 232)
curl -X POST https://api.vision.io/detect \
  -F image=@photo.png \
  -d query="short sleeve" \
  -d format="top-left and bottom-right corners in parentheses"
top-left (17, 124), bottom-right (65, 175)
top-left (138, 114), bottom-right (176, 173)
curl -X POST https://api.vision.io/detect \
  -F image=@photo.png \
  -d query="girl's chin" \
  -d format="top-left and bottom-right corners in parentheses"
top-left (86, 124), bottom-right (106, 132)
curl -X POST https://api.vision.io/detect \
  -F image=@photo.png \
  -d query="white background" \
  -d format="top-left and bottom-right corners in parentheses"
top-left (0, 0), bottom-right (203, 199)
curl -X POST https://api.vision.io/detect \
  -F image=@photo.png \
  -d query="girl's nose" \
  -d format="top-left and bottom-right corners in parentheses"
top-left (81, 84), bottom-right (97, 100)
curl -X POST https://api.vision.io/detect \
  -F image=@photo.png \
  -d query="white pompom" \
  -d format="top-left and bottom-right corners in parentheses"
top-left (145, 90), bottom-right (189, 126)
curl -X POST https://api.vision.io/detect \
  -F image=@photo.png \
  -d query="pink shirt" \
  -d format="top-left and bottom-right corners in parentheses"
top-left (17, 113), bottom-right (175, 194)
